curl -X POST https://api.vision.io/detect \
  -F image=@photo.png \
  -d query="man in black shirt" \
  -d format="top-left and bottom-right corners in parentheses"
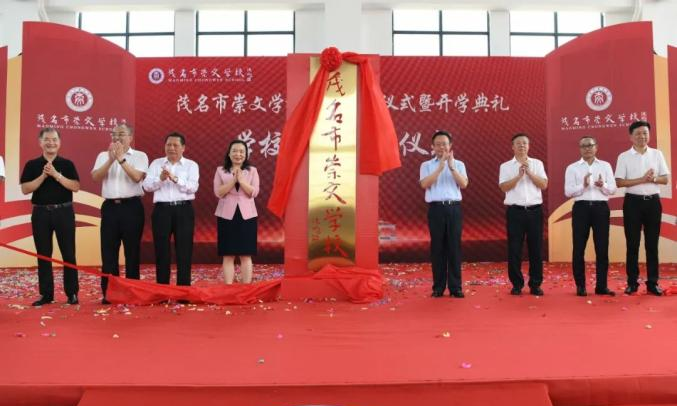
top-left (20, 128), bottom-right (81, 306)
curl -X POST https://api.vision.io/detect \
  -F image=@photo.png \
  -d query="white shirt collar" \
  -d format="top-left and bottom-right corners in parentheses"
top-left (629, 146), bottom-right (649, 155)
top-left (163, 156), bottom-right (185, 165)
top-left (577, 157), bottom-right (599, 165)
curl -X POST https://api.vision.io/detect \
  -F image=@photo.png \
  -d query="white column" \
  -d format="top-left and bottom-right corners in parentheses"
top-left (174, 9), bottom-right (195, 56)
top-left (642, 1), bottom-right (677, 57)
top-left (604, 10), bottom-right (633, 26)
top-left (489, 9), bottom-right (510, 56)
top-left (0, 1), bottom-right (40, 57)
top-left (47, 11), bottom-right (78, 28)
top-left (324, 0), bottom-right (361, 52)
top-left (295, 7), bottom-right (324, 53)
top-left (362, 8), bottom-right (392, 55)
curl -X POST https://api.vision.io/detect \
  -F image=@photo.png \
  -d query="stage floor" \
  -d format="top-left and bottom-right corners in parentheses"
top-left (2, 262), bottom-right (677, 406)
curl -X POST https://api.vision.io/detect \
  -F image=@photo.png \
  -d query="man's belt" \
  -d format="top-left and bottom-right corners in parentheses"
top-left (32, 201), bottom-right (73, 210)
top-left (625, 193), bottom-right (659, 200)
top-left (155, 200), bottom-right (192, 206)
top-left (508, 204), bottom-right (541, 210)
top-left (574, 200), bottom-right (608, 205)
top-left (429, 200), bottom-right (461, 206)
top-left (106, 196), bottom-right (141, 204)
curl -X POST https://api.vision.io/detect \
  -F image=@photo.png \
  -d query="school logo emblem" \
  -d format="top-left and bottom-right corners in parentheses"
top-left (65, 86), bottom-right (94, 113)
top-left (585, 86), bottom-right (612, 111)
top-left (148, 68), bottom-right (165, 84)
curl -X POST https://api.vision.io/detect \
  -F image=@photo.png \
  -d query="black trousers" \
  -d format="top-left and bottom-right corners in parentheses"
top-left (506, 205), bottom-right (543, 289)
top-left (31, 205), bottom-right (78, 298)
top-left (571, 201), bottom-right (610, 290)
top-left (151, 202), bottom-right (194, 286)
top-left (623, 194), bottom-right (662, 288)
top-left (427, 203), bottom-right (462, 294)
top-left (100, 197), bottom-right (144, 296)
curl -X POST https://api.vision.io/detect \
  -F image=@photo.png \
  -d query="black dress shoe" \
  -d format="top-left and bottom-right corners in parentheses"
top-left (101, 298), bottom-right (111, 305)
top-left (450, 290), bottom-right (465, 298)
top-left (576, 287), bottom-right (587, 297)
top-left (32, 296), bottom-right (53, 306)
top-left (594, 288), bottom-right (615, 296)
top-left (530, 287), bottom-right (544, 296)
top-left (510, 287), bottom-right (522, 296)
top-left (624, 285), bottom-right (638, 295)
top-left (431, 291), bottom-right (444, 298)
top-left (647, 286), bottom-right (663, 296)
top-left (66, 295), bottom-right (79, 305)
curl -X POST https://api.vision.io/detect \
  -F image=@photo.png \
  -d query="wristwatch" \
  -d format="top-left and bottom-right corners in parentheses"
top-left (118, 158), bottom-right (127, 165)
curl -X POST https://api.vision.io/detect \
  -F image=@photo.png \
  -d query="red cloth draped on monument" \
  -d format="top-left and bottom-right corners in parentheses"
top-left (267, 47), bottom-right (401, 218)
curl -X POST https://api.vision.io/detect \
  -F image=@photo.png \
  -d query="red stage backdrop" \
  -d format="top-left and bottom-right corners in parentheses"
top-left (134, 57), bottom-right (286, 263)
top-left (0, 22), bottom-right (136, 266)
top-left (135, 56), bottom-right (547, 264)
top-left (4, 22), bottom-right (673, 267)
top-left (546, 22), bottom-right (676, 262)
top-left (379, 56), bottom-right (547, 261)
top-left (20, 23), bottom-right (136, 193)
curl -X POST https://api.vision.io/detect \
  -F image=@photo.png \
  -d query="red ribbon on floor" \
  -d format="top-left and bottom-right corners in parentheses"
top-left (0, 241), bottom-right (281, 305)
top-left (0, 242), bottom-right (386, 303)
top-left (0, 241), bottom-right (106, 277)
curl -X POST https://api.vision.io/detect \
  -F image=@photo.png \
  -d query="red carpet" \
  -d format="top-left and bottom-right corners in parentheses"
top-left (2, 262), bottom-right (677, 406)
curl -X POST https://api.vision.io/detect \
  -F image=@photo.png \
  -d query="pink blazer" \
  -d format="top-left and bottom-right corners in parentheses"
top-left (213, 166), bottom-right (260, 220)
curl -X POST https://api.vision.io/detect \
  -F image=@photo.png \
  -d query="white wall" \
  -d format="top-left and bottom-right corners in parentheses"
top-left (0, 0), bottom-right (674, 57)
top-left (489, 9), bottom-right (510, 56)
top-left (642, 0), bottom-right (677, 56)
top-left (1, 0), bottom-right (42, 57)
top-left (174, 9), bottom-right (195, 56)
top-left (47, 10), bottom-right (78, 27)
top-left (295, 7), bottom-right (323, 53)
top-left (362, 8), bottom-right (392, 55)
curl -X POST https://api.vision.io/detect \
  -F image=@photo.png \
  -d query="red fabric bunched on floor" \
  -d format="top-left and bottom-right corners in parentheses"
top-left (267, 47), bottom-right (401, 218)
top-left (312, 264), bottom-right (384, 303)
top-left (106, 277), bottom-right (282, 305)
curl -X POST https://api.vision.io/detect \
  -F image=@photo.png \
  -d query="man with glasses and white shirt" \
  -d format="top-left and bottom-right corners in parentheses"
top-left (92, 124), bottom-right (148, 304)
top-left (419, 130), bottom-right (469, 299)
top-left (564, 136), bottom-right (616, 297)
top-left (615, 121), bottom-right (670, 296)
top-left (499, 133), bottom-right (548, 296)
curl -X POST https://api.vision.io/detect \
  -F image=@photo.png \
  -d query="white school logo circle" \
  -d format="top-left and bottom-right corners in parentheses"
top-left (148, 68), bottom-right (165, 84)
top-left (585, 86), bottom-right (612, 111)
top-left (65, 87), bottom-right (94, 112)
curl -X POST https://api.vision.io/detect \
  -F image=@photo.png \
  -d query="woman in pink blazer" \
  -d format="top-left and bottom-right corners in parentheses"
top-left (213, 140), bottom-right (260, 284)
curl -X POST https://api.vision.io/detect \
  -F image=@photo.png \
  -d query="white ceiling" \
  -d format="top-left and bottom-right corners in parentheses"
top-left (28, 0), bottom-right (653, 13)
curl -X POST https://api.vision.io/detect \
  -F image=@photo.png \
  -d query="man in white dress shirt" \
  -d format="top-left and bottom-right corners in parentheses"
top-left (615, 121), bottom-right (670, 296)
top-left (419, 130), bottom-right (469, 298)
top-left (143, 132), bottom-right (199, 289)
top-left (499, 133), bottom-right (548, 296)
top-left (92, 124), bottom-right (148, 304)
top-left (564, 136), bottom-right (617, 297)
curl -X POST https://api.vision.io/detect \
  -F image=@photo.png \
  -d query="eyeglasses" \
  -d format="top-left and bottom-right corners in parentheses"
top-left (579, 143), bottom-right (596, 149)
top-left (111, 132), bottom-right (129, 138)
